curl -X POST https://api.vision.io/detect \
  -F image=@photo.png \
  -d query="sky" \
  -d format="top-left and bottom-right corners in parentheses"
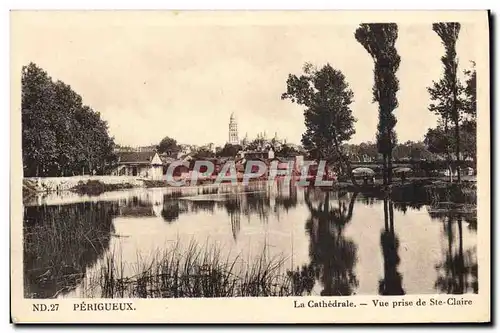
top-left (11, 11), bottom-right (478, 147)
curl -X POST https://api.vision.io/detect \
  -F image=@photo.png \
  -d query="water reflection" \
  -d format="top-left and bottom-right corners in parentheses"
top-left (275, 183), bottom-right (299, 212)
top-left (392, 201), bottom-right (425, 214)
top-left (379, 200), bottom-right (405, 295)
top-left (288, 190), bottom-right (359, 296)
top-left (222, 198), bottom-right (241, 241)
top-left (23, 202), bottom-right (117, 298)
top-left (23, 181), bottom-right (478, 298)
top-left (433, 212), bottom-right (478, 294)
top-left (161, 200), bottom-right (189, 223)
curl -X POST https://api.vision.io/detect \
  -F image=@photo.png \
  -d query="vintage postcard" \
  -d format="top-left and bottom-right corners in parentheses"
top-left (10, 10), bottom-right (490, 324)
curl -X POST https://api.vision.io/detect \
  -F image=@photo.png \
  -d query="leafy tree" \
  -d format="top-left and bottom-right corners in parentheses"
top-left (425, 126), bottom-right (450, 156)
top-left (218, 143), bottom-right (242, 157)
top-left (425, 122), bottom-right (476, 168)
top-left (215, 146), bottom-right (223, 156)
top-left (22, 63), bottom-right (116, 177)
top-left (429, 22), bottom-right (464, 182)
top-left (343, 142), bottom-right (380, 162)
top-left (355, 23), bottom-right (401, 185)
top-left (193, 148), bottom-right (215, 159)
top-left (281, 63), bottom-right (357, 183)
top-left (157, 136), bottom-right (179, 154)
top-left (277, 144), bottom-right (300, 157)
top-left (463, 61), bottom-right (476, 117)
top-left (460, 119), bottom-right (476, 166)
top-left (392, 141), bottom-right (432, 161)
top-left (462, 62), bottom-right (477, 168)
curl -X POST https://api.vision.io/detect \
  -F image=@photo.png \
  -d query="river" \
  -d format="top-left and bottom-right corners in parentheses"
top-left (23, 180), bottom-right (478, 298)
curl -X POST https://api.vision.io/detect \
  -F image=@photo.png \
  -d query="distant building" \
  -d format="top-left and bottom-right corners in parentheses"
top-left (112, 151), bottom-right (163, 180)
top-left (228, 113), bottom-right (239, 145)
top-left (200, 142), bottom-right (216, 153)
top-left (240, 148), bottom-right (275, 160)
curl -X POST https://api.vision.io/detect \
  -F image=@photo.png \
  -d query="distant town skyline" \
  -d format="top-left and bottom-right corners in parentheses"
top-left (12, 12), bottom-right (477, 148)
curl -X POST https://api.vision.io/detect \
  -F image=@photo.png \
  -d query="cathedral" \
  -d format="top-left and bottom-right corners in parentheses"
top-left (227, 113), bottom-right (289, 151)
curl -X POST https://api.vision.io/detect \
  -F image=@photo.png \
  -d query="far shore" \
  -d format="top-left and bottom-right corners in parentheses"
top-left (23, 174), bottom-right (477, 207)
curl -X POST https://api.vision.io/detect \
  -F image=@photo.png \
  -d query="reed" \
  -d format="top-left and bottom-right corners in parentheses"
top-left (23, 202), bottom-right (116, 298)
top-left (83, 240), bottom-right (300, 298)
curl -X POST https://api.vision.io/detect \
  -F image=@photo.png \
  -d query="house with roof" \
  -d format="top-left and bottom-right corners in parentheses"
top-left (112, 151), bottom-right (163, 180)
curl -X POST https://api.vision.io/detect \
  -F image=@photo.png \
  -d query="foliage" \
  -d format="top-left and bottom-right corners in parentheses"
top-left (192, 148), bottom-right (216, 159)
top-left (218, 143), bottom-right (242, 157)
top-left (157, 136), bottom-right (179, 154)
top-left (355, 23), bottom-right (401, 184)
top-left (463, 61), bottom-right (477, 118)
top-left (424, 121), bottom-right (476, 163)
top-left (391, 141), bottom-right (433, 161)
top-left (281, 63), bottom-right (356, 177)
top-left (428, 22), bottom-right (463, 181)
top-left (276, 144), bottom-right (301, 157)
top-left (343, 142), bottom-right (379, 161)
top-left (22, 63), bottom-right (116, 177)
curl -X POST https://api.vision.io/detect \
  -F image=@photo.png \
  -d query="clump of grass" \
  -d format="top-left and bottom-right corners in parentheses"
top-left (84, 240), bottom-right (301, 298)
top-left (71, 180), bottom-right (135, 196)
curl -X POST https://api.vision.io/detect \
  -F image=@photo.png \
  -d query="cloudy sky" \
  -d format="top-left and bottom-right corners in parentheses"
top-left (12, 11), bottom-right (479, 147)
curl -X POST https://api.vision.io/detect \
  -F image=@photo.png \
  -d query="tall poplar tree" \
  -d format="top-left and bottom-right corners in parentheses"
top-left (428, 22), bottom-right (463, 182)
top-left (355, 23), bottom-right (401, 185)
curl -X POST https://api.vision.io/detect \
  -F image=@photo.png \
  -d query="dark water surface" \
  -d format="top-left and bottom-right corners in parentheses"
top-left (23, 181), bottom-right (478, 298)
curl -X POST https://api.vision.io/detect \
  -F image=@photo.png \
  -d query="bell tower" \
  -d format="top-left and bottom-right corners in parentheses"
top-left (228, 113), bottom-right (239, 145)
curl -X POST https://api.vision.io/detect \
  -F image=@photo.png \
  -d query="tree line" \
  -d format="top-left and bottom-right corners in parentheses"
top-left (282, 22), bottom-right (476, 185)
top-left (22, 63), bottom-right (116, 177)
top-left (155, 136), bottom-right (304, 159)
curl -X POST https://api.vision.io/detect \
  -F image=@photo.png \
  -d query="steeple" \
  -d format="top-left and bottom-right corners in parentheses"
top-left (228, 113), bottom-right (239, 145)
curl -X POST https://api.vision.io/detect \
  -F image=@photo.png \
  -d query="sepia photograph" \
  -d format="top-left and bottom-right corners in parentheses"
top-left (10, 10), bottom-right (490, 323)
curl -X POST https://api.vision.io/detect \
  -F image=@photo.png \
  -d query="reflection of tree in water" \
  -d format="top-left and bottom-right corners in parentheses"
top-left (379, 199), bottom-right (405, 295)
top-left (288, 190), bottom-right (359, 296)
top-left (23, 202), bottom-right (117, 298)
top-left (245, 191), bottom-right (271, 222)
top-left (220, 190), bottom-right (271, 241)
top-left (434, 212), bottom-right (478, 294)
top-left (274, 183), bottom-right (298, 212)
top-left (118, 196), bottom-right (155, 217)
top-left (464, 216), bottom-right (477, 232)
top-left (160, 199), bottom-right (189, 223)
top-left (222, 199), bottom-right (241, 241)
top-left (190, 200), bottom-right (216, 214)
top-left (359, 195), bottom-right (376, 206)
top-left (392, 201), bottom-right (425, 214)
